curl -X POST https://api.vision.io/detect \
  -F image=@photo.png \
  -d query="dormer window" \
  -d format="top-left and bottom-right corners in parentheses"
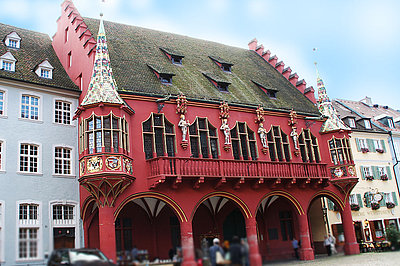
top-left (252, 80), bottom-right (278, 99)
top-left (0, 52), bottom-right (16, 72)
top-left (35, 60), bottom-right (54, 79)
top-left (348, 118), bottom-right (356, 128)
top-left (209, 56), bottom-right (233, 73)
top-left (160, 74), bottom-right (172, 84)
top-left (388, 119), bottom-right (395, 129)
top-left (148, 64), bottom-right (175, 85)
top-left (364, 119), bottom-right (371, 129)
top-left (4, 32), bottom-right (21, 49)
top-left (217, 82), bottom-right (229, 92)
top-left (203, 73), bottom-right (230, 93)
top-left (160, 47), bottom-right (184, 66)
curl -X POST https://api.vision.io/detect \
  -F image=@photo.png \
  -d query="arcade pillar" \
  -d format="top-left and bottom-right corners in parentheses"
top-left (98, 206), bottom-right (117, 262)
top-left (245, 216), bottom-right (262, 266)
top-left (341, 202), bottom-right (360, 255)
top-left (298, 214), bottom-right (314, 260)
top-left (180, 220), bottom-right (197, 266)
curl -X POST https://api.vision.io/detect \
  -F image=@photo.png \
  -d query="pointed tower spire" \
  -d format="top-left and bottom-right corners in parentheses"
top-left (80, 13), bottom-right (124, 106)
top-left (315, 63), bottom-right (350, 133)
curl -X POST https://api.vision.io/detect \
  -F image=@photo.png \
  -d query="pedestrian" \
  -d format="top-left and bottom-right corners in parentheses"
top-left (241, 238), bottom-right (250, 266)
top-left (131, 245), bottom-right (138, 261)
top-left (329, 234), bottom-right (337, 254)
top-left (209, 238), bottom-right (225, 266)
top-left (229, 236), bottom-right (243, 266)
top-left (324, 235), bottom-right (332, 256)
top-left (292, 238), bottom-right (300, 259)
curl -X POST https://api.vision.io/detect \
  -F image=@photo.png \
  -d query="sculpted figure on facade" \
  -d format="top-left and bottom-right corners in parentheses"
top-left (258, 123), bottom-right (267, 148)
top-left (178, 114), bottom-right (190, 142)
top-left (220, 119), bottom-right (231, 144)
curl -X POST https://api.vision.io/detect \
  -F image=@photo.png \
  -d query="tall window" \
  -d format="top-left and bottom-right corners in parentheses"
top-left (55, 101), bottom-right (71, 125)
top-left (21, 95), bottom-right (39, 120)
top-left (231, 122), bottom-right (257, 160)
top-left (18, 228), bottom-right (38, 259)
top-left (19, 144), bottom-right (39, 173)
top-left (55, 147), bottom-right (71, 175)
top-left (267, 126), bottom-right (290, 162)
top-left (142, 113), bottom-right (175, 159)
top-left (328, 137), bottom-right (352, 165)
top-left (0, 90), bottom-right (4, 115)
top-left (279, 211), bottom-right (293, 241)
top-left (298, 129), bottom-right (320, 163)
top-left (83, 114), bottom-right (129, 154)
top-left (189, 117), bottom-right (219, 159)
top-left (19, 204), bottom-right (38, 221)
top-left (53, 205), bottom-right (74, 221)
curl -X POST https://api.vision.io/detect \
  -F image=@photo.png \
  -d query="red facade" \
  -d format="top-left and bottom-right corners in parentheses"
top-left (53, 1), bottom-right (360, 265)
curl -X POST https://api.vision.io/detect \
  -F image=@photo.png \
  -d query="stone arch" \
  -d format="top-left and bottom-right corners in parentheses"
top-left (191, 191), bottom-right (251, 221)
top-left (114, 192), bottom-right (187, 222)
top-left (257, 190), bottom-right (304, 216)
top-left (308, 190), bottom-right (345, 212)
top-left (81, 196), bottom-right (97, 220)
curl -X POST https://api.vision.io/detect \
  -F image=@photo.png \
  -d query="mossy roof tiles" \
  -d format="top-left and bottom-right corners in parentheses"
top-left (83, 17), bottom-right (319, 116)
top-left (0, 23), bottom-right (78, 91)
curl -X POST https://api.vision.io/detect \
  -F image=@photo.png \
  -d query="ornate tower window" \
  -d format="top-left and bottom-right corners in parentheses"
top-left (328, 137), bottom-right (352, 165)
top-left (82, 114), bottom-right (128, 154)
top-left (142, 113), bottom-right (176, 159)
top-left (230, 122), bottom-right (257, 160)
top-left (298, 129), bottom-right (320, 163)
top-left (267, 126), bottom-right (290, 162)
top-left (189, 117), bottom-right (219, 159)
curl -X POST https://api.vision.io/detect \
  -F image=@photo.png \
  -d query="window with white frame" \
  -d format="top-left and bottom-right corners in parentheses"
top-left (35, 60), bottom-right (53, 79)
top-left (363, 166), bottom-right (372, 178)
top-left (359, 138), bottom-right (368, 149)
top-left (377, 166), bottom-right (386, 177)
top-left (18, 228), bottom-right (38, 259)
top-left (364, 119), bottom-right (372, 129)
top-left (2, 61), bottom-right (13, 71)
top-left (40, 69), bottom-right (50, 78)
top-left (54, 147), bottom-right (71, 175)
top-left (388, 119), bottom-right (395, 129)
top-left (19, 204), bottom-right (38, 221)
top-left (19, 144), bottom-right (39, 173)
top-left (349, 194), bottom-right (357, 205)
top-left (348, 118), bottom-right (356, 128)
top-left (0, 52), bottom-right (16, 72)
top-left (21, 95), bottom-right (39, 120)
top-left (0, 90), bottom-right (4, 115)
top-left (53, 205), bottom-right (74, 222)
top-left (5, 32), bottom-right (21, 49)
top-left (374, 140), bottom-right (383, 150)
top-left (384, 193), bottom-right (394, 203)
top-left (55, 101), bottom-right (71, 125)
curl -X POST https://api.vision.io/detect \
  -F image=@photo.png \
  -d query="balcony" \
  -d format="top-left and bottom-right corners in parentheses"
top-left (147, 157), bottom-right (329, 189)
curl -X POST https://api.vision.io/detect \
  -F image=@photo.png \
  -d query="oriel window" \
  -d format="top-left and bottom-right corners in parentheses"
top-left (189, 117), bottom-right (219, 159)
top-left (328, 137), bottom-right (352, 165)
top-left (231, 122), bottom-right (257, 160)
top-left (298, 129), bottom-right (320, 163)
top-left (267, 126), bottom-right (290, 162)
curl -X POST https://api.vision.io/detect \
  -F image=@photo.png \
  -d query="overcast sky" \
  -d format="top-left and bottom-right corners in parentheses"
top-left (1, 0), bottom-right (399, 110)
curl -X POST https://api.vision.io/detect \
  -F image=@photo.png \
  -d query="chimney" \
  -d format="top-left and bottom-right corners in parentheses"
top-left (275, 61), bottom-right (284, 73)
top-left (248, 38), bottom-right (258, 51)
top-left (360, 96), bottom-right (372, 106)
top-left (304, 86), bottom-right (316, 104)
top-left (262, 50), bottom-right (271, 61)
top-left (268, 55), bottom-right (278, 67)
top-left (296, 79), bottom-right (306, 94)
top-left (282, 67), bottom-right (292, 79)
top-left (255, 44), bottom-right (264, 56)
top-left (289, 73), bottom-right (299, 86)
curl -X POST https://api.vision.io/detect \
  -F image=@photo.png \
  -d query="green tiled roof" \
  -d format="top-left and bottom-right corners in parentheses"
top-left (0, 23), bottom-right (79, 91)
top-left (83, 18), bottom-right (319, 116)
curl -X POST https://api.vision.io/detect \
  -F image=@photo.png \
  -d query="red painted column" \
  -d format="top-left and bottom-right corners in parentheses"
top-left (180, 220), bottom-right (197, 266)
top-left (298, 214), bottom-right (314, 260)
top-left (83, 218), bottom-right (90, 248)
top-left (98, 205), bottom-right (117, 262)
top-left (245, 216), bottom-right (262, 266)
top-left (341, 202), bottom-right (360, 255)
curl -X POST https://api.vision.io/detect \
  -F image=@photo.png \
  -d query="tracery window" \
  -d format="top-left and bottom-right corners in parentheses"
top-left (328, 137), bottom-right (352, 165)
top-left (267, 126), bottom-right (290, 162)
top-left (82, 114), bottom-right (128, 154)
top-left (142, 113), bottom-right (175, 159)
top-left (189, 117), bottom-right (219, 159)
top-left (230, 122), bottom-right (257, 160)
top-left (298, 129), bottom-right (320, 163)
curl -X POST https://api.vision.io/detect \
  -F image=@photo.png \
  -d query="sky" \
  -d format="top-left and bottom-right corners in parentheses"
top-left (1, 0), bottom-right (399, 110)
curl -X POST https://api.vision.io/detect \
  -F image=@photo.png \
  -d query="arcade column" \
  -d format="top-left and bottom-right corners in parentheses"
top-left (98, 206), bottom-right (117, 262)
top-left (298, 214), bottom-right (314, 260)
top-left (245, 216), bottom-right (262, 266)
top-left (341, 202), bottom-right (360, 255)
top-left (180, 220), bottom-right (197, 266)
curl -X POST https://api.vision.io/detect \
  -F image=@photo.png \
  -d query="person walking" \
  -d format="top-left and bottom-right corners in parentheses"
top-left (329, 234), bottom-right (337, 254)
top-left (324, 235), bottom-right (332, 256)
top-left (292, 238), bottom-right (300, 259)
top-left (209, 238), bottom-right (225, 266)
top-left (229, 236), bottom-right (243, 266)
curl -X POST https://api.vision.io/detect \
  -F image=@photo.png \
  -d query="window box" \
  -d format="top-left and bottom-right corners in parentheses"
top-left (371, 202), bottom-right (380, 210)
top-left (365, 175), bottom-right (374, 181)
top-left (376, 148), bottom-right (384, 153)
top-left (386, 202), bottom-right (395, 209)
top-left (381, 174), bottom-right (388, 181)
top-left (361, 147), bottom-right (369, 153)
top-left (350, 204), bottom-right (360, 211)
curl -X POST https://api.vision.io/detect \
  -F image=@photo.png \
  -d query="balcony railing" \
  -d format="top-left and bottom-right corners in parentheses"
top-left (147, 157), bottom-right (329, 181)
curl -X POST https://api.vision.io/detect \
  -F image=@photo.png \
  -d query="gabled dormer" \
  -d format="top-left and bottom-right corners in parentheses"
top-left (358, 118), bottom-right (372, 129)
top-left (203, 72), bottom-right (230, 92)
top-left (4, 31), bottom-right (21, 49)
top-left (148, 64), bottom-right (175, 85)
top-left (375, 114), bottom-right (396, 129)
top-left (343, 116), bottom-right (356, 128)
top-left (209, 56), bottom-right (233, 73)
top-left (0, 51), bottom-right (16, 72)
top-left (252, 80), bottom-right (278, 99)
top-left (160, 47), bottom-right (184, 65)
top-left (34, 60), bottom-right (54, 79)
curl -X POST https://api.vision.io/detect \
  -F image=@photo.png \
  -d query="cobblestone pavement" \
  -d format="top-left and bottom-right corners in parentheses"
top-left (264, 251), bottom-right (400, 266)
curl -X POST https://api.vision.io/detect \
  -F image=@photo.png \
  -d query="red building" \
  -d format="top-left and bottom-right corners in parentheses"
top-left (53, 1), bottom-right (360, 265)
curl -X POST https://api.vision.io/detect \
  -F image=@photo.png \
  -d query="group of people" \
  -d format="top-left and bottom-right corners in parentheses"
top-left (209, 236), bottom-right (250, 266)
top-left (324, 234), bottom-right (337, 256)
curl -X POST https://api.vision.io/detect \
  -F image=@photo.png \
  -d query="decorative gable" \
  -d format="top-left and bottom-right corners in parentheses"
top-left (4, 31), bottom-right (21, 49)
top-left (0, 51), bottom-right (16, 72)
top-left (34, 60), bottom-right (54, 79)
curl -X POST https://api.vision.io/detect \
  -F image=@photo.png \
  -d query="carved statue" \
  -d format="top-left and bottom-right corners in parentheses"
top-left (220, 119), bottom-right (231, 144)
top-left (178, 115), bottom-right (190, 142)
top-left (258, 123), bottom-right (267, 148)
top-left (290, 128), bottom-right (299, 150)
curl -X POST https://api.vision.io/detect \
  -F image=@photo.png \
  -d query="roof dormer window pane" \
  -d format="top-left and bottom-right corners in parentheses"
top-left (388, 119), bottom-right (395, 129)
top-left (2, 61), bottom-right (13, 71)
top-left (171, 56), bottom-right (182, 65)
top-left (364, 120), bottom-right (371, 129)
top-left (41, 69), bottom-right (50, 78)
top-left (222, 64), bottom-right (231, 72)
top-left (160, 74), bottom-right (172, 85)
top-left (348, 118), bottom-right (356, 128)
top-left (217, 83), bottom-right (229, 92)
top-left (8, 39), bottom-right (18, 48)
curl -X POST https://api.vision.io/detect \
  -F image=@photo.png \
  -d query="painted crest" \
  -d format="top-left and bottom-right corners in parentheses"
top-left (106, 156), bottom-right (121, 170)
top-left (334, 167), bottom-right (344, 178)
top-left (80, 160), bottom-right (85, 176)
top-left (87, 156), bottom-right (103, 173)
top-left (124, 159), bottom-right (133, 175)
top-left (348, 166), bottom-right (356, 176)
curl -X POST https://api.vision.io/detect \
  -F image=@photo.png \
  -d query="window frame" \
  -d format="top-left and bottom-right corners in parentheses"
top-left (230, 122), bottom-right (258, 161)
top-left (19, 92), bottom-right (42, 122)
top-left (328, 137), bottom-right (353, 165)
top-left (18, 142), bottom-right (41, 175)
top-left (189, 117), bottom-right (219, 159)
top-left (298, 129), bottom-right (321, 163)
top-left (53, 145), bottom-right (74, 177)
top-left (364, 119), bottom-right (372, 129)
top-left (388, 119), bottom-right (395, 129)
top-left (0, 88), bottom-right (7, 117)
top-left (266, 125), bottom-right (291, 162)
top-left (348, 118), bottom-right (356, 128)
top-left (54, 100), bottom-right (72, 125)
